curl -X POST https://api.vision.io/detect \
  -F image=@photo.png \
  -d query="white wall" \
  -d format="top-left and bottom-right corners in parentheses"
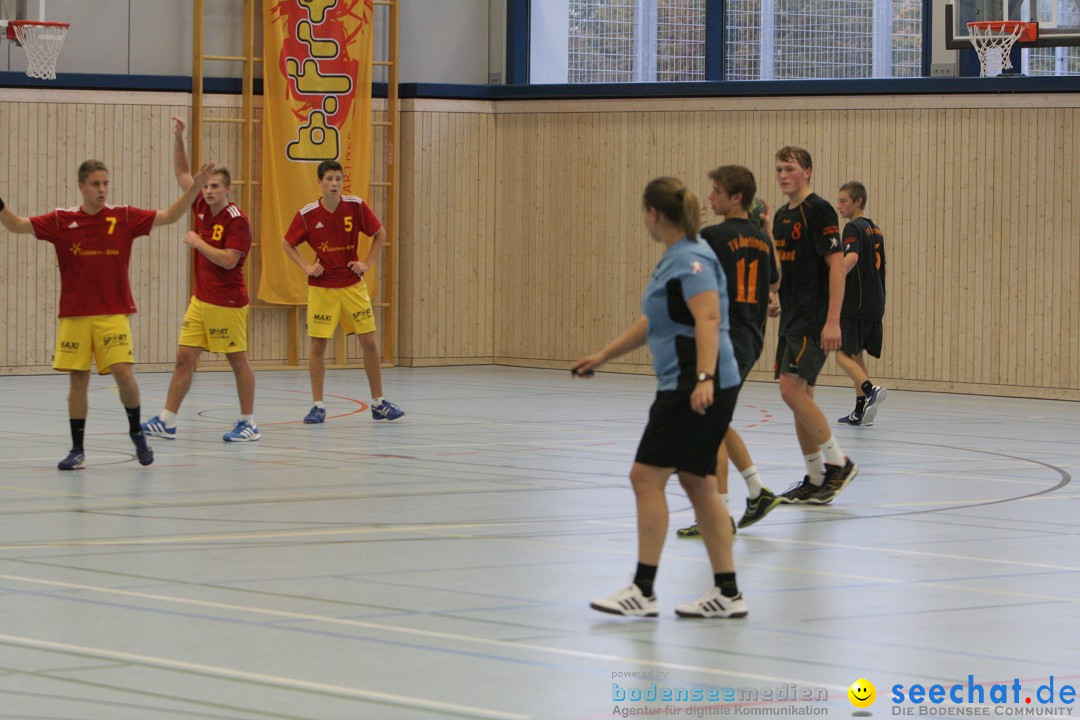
top-left (399, 0), bottom-right (491, 84)
top-left (2, 0), bottom-right (495, 84)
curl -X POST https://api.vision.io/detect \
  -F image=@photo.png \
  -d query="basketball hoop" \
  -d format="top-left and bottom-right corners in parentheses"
top-left (967, 21), bottom-right (1038, 77)
top-left (1, 20), bottom-right (70, 80)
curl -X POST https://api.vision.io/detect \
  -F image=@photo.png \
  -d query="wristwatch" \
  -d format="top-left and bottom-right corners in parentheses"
top-left (696, 372), bottom-right (715, 383)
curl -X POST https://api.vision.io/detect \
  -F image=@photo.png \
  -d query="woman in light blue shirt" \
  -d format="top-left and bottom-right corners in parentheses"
top-left (573, 177), bottom-right (747, 620)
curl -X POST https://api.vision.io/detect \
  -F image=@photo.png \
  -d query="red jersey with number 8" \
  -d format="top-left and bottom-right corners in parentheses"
top-left (192, 195), bottom-right (251, 307)
top-left (31, 205), bottom-right (157, 318)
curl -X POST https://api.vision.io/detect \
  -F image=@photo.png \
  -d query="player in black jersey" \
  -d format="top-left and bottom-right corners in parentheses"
top-left (771, 147), bottom-right (857, 505)
top-left (835, 181), bottom-right (888, 426)
top-left (677, 165), bottom-right (782, 537)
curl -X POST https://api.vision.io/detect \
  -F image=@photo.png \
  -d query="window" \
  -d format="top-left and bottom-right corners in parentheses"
top-left (532, 0), bottom-right (925, 82)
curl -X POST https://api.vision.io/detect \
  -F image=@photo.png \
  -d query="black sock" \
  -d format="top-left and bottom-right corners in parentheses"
top-left (70, 418), bottom-right (86, 450)
top-left (634, 563), bottom-right (658, 597)
top-left (860, 380), bottom-right (874, 395)
top-left (855, 396), bottom-right (867, 412)
top-left (714, 572), bottom-right (739, 598)
top-left (124, 406), bottom-right (142, 436)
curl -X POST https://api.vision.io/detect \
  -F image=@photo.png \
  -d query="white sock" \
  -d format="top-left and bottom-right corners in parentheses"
top-left (240, 414), bottom-right (255, 424)
top-left (804, 451), bottom-right (826, 486)
top-left (719, 493), bottom-right (729, 508)
top-left (820, 435), bottom-right (845, 466)
top-left (372, 396), bottom-right (384, 406)
top-left (741, 465), bottom-right (763, 499)
top-left (159, 410), bottom-right (177, 427)
top-left (314, 401), bottom-right (325, 409)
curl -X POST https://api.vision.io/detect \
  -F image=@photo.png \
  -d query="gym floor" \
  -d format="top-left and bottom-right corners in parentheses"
top-left (0, 366), bottom-right (1077, 719)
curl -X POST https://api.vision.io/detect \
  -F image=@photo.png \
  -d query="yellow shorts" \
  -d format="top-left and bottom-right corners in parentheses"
top-left (53, 314), bottom-right (135, 374)
top-left (307, 282), bottom-right (376, 338)
top-left (179, 296), bottom-right (249, 353)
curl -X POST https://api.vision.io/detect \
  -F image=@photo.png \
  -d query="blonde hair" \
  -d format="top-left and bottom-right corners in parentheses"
top-left (643, 176), bottom-right (700, 240)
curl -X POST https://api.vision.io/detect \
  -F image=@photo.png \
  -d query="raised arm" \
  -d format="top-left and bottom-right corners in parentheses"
top-left (0, 198), bottom-right (35, 235)
top-left (153, 162), bottom-right (216, 227)
top-left (171, 115), bottom-right (195, 192)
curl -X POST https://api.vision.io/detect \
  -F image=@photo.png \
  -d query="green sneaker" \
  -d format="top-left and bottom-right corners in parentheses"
top-left (676, 517), bottom-right (736, 538)
top-left (738, 488), bottom-right (782, 528)
top-left (676, 523), bottom-right (701, 538)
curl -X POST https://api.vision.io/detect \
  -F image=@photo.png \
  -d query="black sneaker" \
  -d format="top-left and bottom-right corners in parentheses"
top-left (131, 432), bottom-right (154, 466)
top-left (738, 488), bottom-right (782, 528)
top-left (778, 475), bottom-right (824, 504)
top-left (815, 458), bottom-right (858, 503)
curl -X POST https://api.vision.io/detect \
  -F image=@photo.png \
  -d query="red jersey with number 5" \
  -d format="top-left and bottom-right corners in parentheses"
top-left (285, 196), bottom-right (383, 289)
top-left (31, 205), bottom-right (157, 318)
top-left (192, 195), bottom-right (251, 307)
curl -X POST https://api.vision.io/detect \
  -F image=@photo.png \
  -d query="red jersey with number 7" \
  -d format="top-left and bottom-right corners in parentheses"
top-left (285, 196), bottom-right (383, 289)
top-left (31, 205), bottom-right (157, 318)
top-left (192, 195), bottom-right (251, 307)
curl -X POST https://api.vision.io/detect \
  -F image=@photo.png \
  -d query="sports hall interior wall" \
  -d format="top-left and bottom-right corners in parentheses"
top-left (398, 94), bottom-right (1080, 401)
top-left (3, 90), bottom-right (1076, 400)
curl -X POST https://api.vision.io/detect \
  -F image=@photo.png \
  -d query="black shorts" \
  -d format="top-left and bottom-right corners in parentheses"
top-left (634, 384), bottom-right (741, 477)
top-left (730, 328), bottom-right (763, 382)
top-left (839, 317), bottom-right (883, 358)
top-left (774, 334), bottom-right (827, 385)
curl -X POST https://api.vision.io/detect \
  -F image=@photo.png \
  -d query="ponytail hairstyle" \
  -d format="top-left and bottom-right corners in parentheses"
top-left (643, 176), bottom-right (700, 240)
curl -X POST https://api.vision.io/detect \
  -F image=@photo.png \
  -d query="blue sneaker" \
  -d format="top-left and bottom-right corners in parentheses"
top-left (303, 405), bottom-right (326, 424)
top-left (58, 449), bottom-right (86, 470)
top-left (371, 399), bottom-right (404, 421)
top-left (142, 415), bottom-right (177, 439)
top-left (861, 385), bottom-right (887, 425)
top-left (838, 409), bottom-right (864, 425)
top-left (223, 420), bottom-right (260, 443)
top-left (131, 432), bottom-right (154, 466)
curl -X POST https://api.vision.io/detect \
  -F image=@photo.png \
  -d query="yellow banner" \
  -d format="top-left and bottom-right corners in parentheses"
top-left (259, 0), bottom-right (376, 305)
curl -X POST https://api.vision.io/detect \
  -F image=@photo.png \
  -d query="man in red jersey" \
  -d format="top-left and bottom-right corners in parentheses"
top-left (143, 116), bottom-right (259, 444)
top-left (282, 160), bottom-right (404, 423)
top-left (0, 158), bottom-right (215, 469)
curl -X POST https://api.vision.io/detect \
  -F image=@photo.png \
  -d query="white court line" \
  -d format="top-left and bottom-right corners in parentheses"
top-left (739, 536), bottom-right (1080, 574)
top-left (0, 573), bottom-right (846, 691)
top-left (0, 632), bottom-right (528, 720)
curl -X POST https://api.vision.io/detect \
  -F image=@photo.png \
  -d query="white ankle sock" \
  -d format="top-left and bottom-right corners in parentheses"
top-left (820, 435), bottom-right (845, 466)
top-left (160, 410), bottom-right (177, 427)
top-left (741, 465), bottom-right (763, 498)
top-left (804, 451), bottom-right (826, 486)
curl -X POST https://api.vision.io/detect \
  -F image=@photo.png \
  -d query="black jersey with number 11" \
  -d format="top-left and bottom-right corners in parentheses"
top-left (701, 218), bottom-right (779, 364)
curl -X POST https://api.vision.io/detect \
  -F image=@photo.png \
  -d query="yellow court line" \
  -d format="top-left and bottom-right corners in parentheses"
top-left (0, 573), bottom-right (846, 691)
top-left (0, 633), bottom-right (528, 720)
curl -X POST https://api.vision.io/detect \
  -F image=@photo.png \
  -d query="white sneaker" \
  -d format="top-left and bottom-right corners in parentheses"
top-left (675, 586), bottom-right (748, 618)
top-left (590, 583), bottom-right (658, 617)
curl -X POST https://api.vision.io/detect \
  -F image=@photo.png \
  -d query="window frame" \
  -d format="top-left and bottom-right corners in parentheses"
top-left (510, 0), bottom-right (935, 84)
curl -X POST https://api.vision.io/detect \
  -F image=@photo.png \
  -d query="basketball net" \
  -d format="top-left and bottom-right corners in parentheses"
top-left (968, 23), bottom-right (1025, 77)
top-left (10, 21), bottom-right (69, 80)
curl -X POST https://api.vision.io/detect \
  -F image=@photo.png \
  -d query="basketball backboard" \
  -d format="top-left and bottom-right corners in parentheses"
top-left (947, 0), bottom-right (1080, 47)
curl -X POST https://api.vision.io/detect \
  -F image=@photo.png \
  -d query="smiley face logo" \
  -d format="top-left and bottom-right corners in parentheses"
top-left (848, 678), bottom-right (876, 708)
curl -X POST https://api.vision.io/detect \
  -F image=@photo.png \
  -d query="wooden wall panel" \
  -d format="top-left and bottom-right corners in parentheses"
top-left (486, 95), bottom-right (1080, 400)
top-left (397, 101), bottom-right (497, 365)
top-left (3, 91), bottom-right (1079, 399)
